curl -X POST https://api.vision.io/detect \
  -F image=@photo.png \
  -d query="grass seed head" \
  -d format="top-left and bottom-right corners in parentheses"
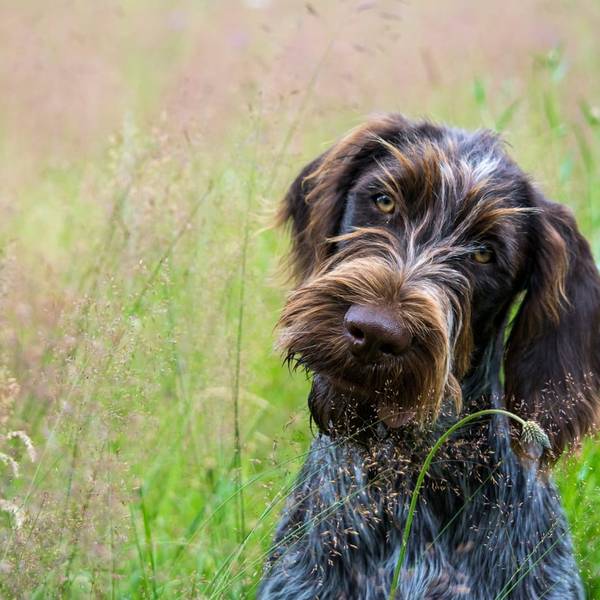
top-left (520, 420), bottom-right (551, 450)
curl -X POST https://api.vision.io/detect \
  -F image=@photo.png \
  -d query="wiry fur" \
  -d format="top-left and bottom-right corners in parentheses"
top-left (260, 114), bottom-right (600, 599)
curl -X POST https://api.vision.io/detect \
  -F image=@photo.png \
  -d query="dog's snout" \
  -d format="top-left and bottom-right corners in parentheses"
top-left (343, 304), bottom-right (412, 362)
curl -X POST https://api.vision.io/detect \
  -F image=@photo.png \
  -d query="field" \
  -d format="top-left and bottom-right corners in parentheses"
top-left (1, 1), bottom-right (599, 597)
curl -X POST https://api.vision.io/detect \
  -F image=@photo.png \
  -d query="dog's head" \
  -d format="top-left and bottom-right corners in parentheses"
top-left (277, 114), bottom-right (600, 458)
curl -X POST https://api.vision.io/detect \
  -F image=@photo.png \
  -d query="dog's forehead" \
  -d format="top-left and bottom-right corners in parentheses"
top-left (340, 126), bottom-right (530, 250)
top-left (402, 123), bottom-right (504, 162)
top-left (354, 126), bottom-right (516, 201)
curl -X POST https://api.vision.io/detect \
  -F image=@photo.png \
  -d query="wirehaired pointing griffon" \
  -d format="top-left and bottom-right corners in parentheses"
top-left (259, 114), bottom-right (600, 599)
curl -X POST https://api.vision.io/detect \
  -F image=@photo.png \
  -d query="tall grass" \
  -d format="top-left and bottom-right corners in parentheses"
top-left (0, 2), bottom-right (599, 597)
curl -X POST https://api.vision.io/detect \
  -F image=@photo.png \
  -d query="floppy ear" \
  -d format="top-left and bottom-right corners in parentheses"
top-left (505, 191), bottom-right (600, 460)
top-left (277, 113), bottom-right (411, 281)
top-left (277, 153), bottom-right (329, 281)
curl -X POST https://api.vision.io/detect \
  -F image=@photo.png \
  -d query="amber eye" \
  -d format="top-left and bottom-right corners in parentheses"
top-left (472, 247), bottom-right (494, 264)
top-left (373, 194), bottom-right (396, 214)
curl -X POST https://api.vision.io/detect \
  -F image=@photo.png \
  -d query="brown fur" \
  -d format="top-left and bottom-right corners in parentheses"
top-left (277, 114), bottom-right (600, 461)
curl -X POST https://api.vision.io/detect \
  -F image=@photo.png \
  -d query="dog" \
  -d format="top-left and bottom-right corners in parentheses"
top-left (258, 114), bottom-right (600, 599)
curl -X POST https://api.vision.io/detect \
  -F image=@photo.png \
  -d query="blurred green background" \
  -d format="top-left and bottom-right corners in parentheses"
top-left (0, 1), bottom-right (599, 597)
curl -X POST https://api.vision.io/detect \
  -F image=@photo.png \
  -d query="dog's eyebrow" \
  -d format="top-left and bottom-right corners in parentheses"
top-left (371, 135), bottom-right (420, 178)
top-left (373, 160), bottom-right (403, 201)
top-left (453, 203), bottom-right (537, 238)
top-left (434, 206), bottom-right (533, 259)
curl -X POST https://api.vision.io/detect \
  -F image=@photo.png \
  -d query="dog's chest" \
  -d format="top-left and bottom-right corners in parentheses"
top-left (264, 436), bottom-right (582, 600)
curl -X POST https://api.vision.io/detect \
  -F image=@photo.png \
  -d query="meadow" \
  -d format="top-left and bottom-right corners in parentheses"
top-left (0, 1), bottom-right (599, 597)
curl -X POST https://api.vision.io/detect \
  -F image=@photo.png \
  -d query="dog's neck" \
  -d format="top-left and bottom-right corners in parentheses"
top-left (461, 331), bottom-right (505, 409)
top-left (309, 326), bottom-right (507, 445)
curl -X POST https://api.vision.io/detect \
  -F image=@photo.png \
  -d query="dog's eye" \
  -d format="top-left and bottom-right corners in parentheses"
top-left (373, 194), bottom-right (396, 214)
top-left (472, 247), bottom-right (494, 264)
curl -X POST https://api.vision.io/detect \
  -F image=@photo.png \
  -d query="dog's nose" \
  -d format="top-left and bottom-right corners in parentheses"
top-left (343, 304), bottom-right (412, 362)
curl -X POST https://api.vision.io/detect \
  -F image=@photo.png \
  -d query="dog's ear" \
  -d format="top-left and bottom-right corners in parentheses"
top-left (277, 153), bottom-right (328, 281)
top-left (505, 190), bottom-right (600, 460)
top-left (278, 114), bottom-right (411, 281)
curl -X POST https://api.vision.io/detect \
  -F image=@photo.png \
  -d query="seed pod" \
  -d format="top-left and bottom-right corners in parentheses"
top-left (520, 420), bottom-right (551, 450)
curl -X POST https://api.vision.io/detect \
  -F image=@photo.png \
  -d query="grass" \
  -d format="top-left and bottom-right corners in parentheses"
top-left (0, 2), bottom-right (599, 597)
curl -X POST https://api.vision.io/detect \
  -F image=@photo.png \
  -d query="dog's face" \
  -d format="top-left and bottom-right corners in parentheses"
top-left (278, 114), bottom-right (600, 457)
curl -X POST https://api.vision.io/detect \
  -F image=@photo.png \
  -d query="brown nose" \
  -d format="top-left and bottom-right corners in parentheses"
top-left (343, 304), bottom-right (412, 362)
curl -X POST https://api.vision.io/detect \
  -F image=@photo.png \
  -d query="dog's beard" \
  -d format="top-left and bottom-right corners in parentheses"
top-left (278, 254), bottom-right (472, 433)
